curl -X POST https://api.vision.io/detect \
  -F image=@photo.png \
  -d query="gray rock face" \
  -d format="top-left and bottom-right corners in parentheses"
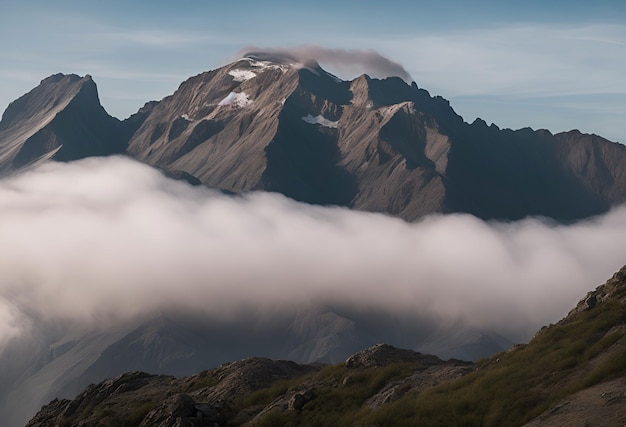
top-left (564, 265), bottom-right (626, 321)
top-left (345, 343), bottom-right (444, 368)
top-left (0, 74), bottom-right (124, 174)
top-left (185, 357), bottom-right (318, 403)
top-left (25, 359), bottom-right (320, 427)
top-left (25, 371), bottom-right (173, 427)
top-left (23, 345), bottom-right (476, 426)
top-left (2, 61), bottom-right (625, 221)
top-left (123, 61), bottom-right (452, 219)
top-left (122, 58), bottom-right (626, 221)
top-left (138, 393), bottom-right (226, 427)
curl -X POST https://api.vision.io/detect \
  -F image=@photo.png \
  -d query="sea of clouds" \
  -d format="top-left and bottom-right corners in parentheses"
top-left (1, 156), bottom-right (625, 351)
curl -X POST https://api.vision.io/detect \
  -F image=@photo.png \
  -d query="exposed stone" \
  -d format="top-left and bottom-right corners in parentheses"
top-left (185, 357), bottom-right (318, 404)
top-left (288, 388), bottom-right (316, 411)
top-left (365, 364), bottom-right (474, 408)
top-left (564, 265), bottom-right (626, 322)
top-left (139, 394), bottom-right (196, 426)
top-left (345, 343), bottom-right (444, 368)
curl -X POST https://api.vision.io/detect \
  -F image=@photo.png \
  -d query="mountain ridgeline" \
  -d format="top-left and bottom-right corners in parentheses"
top-left (1, 54), bottom-right (625, 221)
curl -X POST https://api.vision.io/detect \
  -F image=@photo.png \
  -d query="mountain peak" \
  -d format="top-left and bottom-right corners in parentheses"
top-left (39, 73), bottom-right (89, 85)
top-left (1, 73), bottom-right (89, 129)
top-left (0, 72), bottom-right (122, 173)
top-left (242, 51), bottom-right (300, 66)
top-left (236, 51), bottom-right (345, 85)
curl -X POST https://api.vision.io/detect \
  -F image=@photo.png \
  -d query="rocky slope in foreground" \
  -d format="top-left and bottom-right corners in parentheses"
top-left (26, 345), bottom-right (472, 427)
top-left (27, 265), bottom-right (626, 426)
top-left (0, 303), bottom-right (511, 427)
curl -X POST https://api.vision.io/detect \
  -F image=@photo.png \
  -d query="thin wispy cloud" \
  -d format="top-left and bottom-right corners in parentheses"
top-left (239, 45), bottom-right (413, 82)
top-left (562, 23), bottom-right (626, 46)
top-left (385, 23), bottom-right (626, 98)
top-left (344, 22), bottom-right (626, 141)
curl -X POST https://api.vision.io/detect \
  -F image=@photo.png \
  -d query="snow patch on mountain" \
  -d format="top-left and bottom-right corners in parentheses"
top-left (218, 92), bottom-right (253, 108)
top-left (301, 114), bottom-right (339, 128)
top-left (228, 69), bottom-right (257, 82)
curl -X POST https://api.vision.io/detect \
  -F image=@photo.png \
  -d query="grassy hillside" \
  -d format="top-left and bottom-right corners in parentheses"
top-left (248, 266), bottom-right (626, 426)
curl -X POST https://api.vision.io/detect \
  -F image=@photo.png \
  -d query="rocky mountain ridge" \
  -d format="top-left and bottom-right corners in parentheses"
top-left (2, 56), bottom-right (626, 221)
top-left (26, 265), bottom-right (626, 426)
top-left (26, 345), bottom-right (472, 427)
top-left (123, 54), bottom-right (626, 221)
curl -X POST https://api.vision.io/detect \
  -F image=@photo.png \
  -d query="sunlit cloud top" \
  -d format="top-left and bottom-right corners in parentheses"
top-left (1, 157), bottom-right (625, 348)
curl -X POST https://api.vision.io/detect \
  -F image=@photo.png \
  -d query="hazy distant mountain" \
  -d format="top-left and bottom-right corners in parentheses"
top-left (26, 265), bottom-right (626, 427)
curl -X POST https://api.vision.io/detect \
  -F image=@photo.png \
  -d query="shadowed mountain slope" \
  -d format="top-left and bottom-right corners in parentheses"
top-left (123, 55), bottom-right (626, 221)
top-left (0, 74), bottom-right (124, 174)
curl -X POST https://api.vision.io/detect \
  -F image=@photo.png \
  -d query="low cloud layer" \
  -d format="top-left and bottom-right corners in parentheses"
top-left (1, 157), bottom-right (625, 348)
top-left (239, 45), bottom-right (412, 82)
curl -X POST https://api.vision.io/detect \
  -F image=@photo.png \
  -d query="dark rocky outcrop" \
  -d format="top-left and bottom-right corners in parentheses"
top-left (26, 360), bottom-right (320, 427)
top-left (345, 343), bottom-right (444, 368)
top-left (139, 394), bottom-right (227, 427)
top-left (25, 347), bottom-right (470, 427)
top-left (564, 265), bottom-right (626, 321)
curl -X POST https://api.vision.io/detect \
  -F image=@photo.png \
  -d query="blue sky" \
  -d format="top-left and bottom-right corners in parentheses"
top-left (1, 0), bottom-right (625, 142)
